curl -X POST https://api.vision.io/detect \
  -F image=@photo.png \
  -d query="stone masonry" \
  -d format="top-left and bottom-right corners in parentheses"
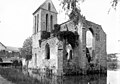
top-left (28, 0), bottom-right (107, 76)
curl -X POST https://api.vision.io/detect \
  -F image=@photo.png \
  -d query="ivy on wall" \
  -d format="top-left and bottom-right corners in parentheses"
top-left (52, 24), bottom-right (79, 49)
top-left (41, 31), bottom-right (50, 39)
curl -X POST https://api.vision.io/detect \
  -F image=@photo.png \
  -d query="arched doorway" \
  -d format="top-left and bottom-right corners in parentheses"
top-left (66, 44), bottom-right (73, 61)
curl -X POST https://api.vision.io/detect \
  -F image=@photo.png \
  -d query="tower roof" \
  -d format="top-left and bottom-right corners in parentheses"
top-left (33, 0), bottom-right (58, 15)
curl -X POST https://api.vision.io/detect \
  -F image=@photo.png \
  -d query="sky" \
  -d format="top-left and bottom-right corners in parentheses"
top-left (0, 0), bottom-right (120, 54)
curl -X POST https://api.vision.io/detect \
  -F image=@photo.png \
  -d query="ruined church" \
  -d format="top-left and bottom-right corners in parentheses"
top-left (28, 0), bottom-right (107, 76)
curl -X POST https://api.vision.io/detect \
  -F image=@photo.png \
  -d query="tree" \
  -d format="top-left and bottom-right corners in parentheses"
top-left (20, 36), bottom-right (32, 68)
top-left (59, 0), bottom-right (120, 20)
top-left (20, 37), bottom-right (32, 60)
top-left (59, 0), bottom-right (85, 25)
top-left (111, 0), bottom-right (119, 9)
top-left (108, 0), bottom-right (119, 13)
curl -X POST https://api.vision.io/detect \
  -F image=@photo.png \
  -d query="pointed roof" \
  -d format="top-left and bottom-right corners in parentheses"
top-left (33, 0), bottom-right (58, 15)
top-left (0, 42), bottom-right (6, 50)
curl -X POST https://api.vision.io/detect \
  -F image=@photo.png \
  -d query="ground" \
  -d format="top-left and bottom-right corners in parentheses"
top-left (0, 75), bottom-right (14, 84)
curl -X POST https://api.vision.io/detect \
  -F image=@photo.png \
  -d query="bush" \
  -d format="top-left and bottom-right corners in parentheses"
top-left (12, 60), bottom-right (22, 67)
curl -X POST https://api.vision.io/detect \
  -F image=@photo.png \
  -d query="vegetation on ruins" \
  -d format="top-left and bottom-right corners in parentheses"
top-left (52, 24), bottom-right (79, 49)
top-left (41, 31), bottom-right (50, 39)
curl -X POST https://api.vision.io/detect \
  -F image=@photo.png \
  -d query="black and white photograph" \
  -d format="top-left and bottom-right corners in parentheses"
top-left (0, 0), bottom-right (120, 84)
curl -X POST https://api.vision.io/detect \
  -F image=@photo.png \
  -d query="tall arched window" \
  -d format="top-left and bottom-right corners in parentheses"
top-left (50, 15), bottom-right (53, 31)
top-left (45, 43), bottom-right (50, 59)
top-left (34, 16), bottom-right (36, 34)
top-left (35, 53), bottom-right (37, 65)
top-left (37, 14), bottom-right (39, 32)
top-left (46, 14), bottom-right (48, 31)
top-left (48, 3), bottom-right (51, 11)
top-left (86, 28), bottom-right (95, 62)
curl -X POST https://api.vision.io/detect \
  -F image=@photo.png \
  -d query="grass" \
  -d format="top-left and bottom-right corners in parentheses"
top-left (0, 67), bottom-right (41, 84)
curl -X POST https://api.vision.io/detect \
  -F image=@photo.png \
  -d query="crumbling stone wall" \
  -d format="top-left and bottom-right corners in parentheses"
top-left (82, 21), bottom-right (107, 73)
top-left (59, 19), bottom-right (107, 75)
top-left (30, 0), bottom-right (107, 76)
top-left (29, 37), bottom-right (59, 75)
top-left (30, 18), bottom-right (107, 75)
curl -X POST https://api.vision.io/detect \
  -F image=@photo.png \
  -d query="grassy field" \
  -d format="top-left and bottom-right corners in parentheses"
top-left (0, 67), bottom-right (41, 84)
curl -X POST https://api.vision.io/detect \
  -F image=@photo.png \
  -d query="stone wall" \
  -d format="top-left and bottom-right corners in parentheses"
top-left (41, 9), bottom-right (57, 32)
top-left (83, 21), bottom-right (107, 73)
top-left (59, 19), bottom-right (107, 75)
top-left (29, 37), bottom-right (59, 75)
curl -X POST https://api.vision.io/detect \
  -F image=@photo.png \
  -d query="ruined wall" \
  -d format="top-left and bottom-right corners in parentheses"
top-left (60, 20), bottom-right (76, 32)
top-left (29, 37), bottom-right (59, 74)
top-left (83, 21), bottom-right (107, 73)
top-left (36, 37), bottom-right (58, 74)
top-left (99, 27), bottom-right (107, 70)
top-left (60, 20), bottom-right (86, 74)
top-left (29, 19), bottom-right (107, 75)
top-left (57, 41), bottom-right (64, 76)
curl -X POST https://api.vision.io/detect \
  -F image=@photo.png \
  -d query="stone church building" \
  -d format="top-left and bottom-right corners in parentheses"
top-left (28, 0), bottom-right (107, 76)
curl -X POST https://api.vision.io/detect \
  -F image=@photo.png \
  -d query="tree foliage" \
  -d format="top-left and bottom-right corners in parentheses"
top-left (60, 0), bottom-right (120, 18)
top-left (59, 0), bottom-right (85, 25)
top-left (111, 0), bottom-right (119, 9)
top-left (20, 37), bottom-right (32, 61)
top-left (108, 0), bottom-right (119, 13)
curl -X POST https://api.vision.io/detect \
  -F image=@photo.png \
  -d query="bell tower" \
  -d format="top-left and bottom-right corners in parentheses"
top-left (33, 0), bottom-right (58, 39)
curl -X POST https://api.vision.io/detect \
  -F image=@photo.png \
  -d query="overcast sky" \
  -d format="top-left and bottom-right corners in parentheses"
top-left (0, 0), bottom-right (120, 54)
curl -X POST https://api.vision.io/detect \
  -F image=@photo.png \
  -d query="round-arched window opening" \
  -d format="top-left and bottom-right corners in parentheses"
top-left (66, 44), bottom-right (73, 61)
top-left (86, 30), bottom-right (93, 48)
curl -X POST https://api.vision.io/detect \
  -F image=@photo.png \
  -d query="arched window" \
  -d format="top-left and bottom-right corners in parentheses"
top-left (50, 15), bottom-right (53, 31)
top-left (66, 44), bottom-right (72, 60)
top-left (37, 14), bottom-right (39, 32)
top-left (34, 16), bottom-right (36, 34)
top-left (70, 50), bottom-right (72, 59)
top-left (86, 28), bottom-right (95, 62)
top-left (35, 53), bottom-right (37, 65)
top-left (45, 43), bottom-right (50, 59)
top-left (46, 14), bottom-right (48, 31)
top-left (48, 3), bottom-right (51, 11)
top-left (86, 30), bottom-right (93, 48)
